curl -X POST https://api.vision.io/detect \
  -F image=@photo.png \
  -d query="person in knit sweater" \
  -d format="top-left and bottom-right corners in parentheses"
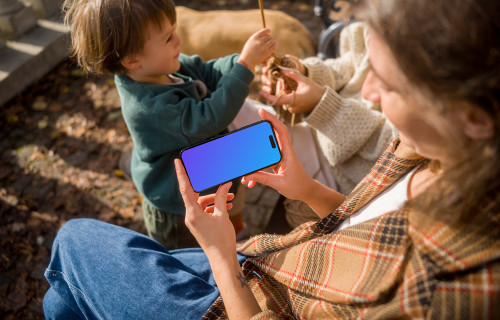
top-left (260, 22), bottom-right (398, 227)
top-left (44, 0), bottom-right (500, 318)
top-left (62, 0), bottom-right (277, 249)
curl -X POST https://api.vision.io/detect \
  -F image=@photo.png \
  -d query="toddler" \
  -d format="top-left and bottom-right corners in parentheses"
top-left (63, 0), bottom-right (277, 249)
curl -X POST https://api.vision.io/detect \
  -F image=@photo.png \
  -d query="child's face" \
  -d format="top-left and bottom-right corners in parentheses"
top-left (130, 17), bottom-right (182, 84)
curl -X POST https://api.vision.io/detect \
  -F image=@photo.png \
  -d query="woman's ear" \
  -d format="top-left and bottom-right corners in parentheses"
top-left (460, 105), bottom-right (494, 139)
top-left (120, 55), bottom-right (140, 71)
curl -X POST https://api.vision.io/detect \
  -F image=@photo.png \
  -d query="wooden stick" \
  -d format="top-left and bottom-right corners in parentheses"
top-left (258, 0), bottom-right (294, 143)
top-left (258, 0), bottom-right (279, 60)
top-left (258, 0), bottom-right (266, 28)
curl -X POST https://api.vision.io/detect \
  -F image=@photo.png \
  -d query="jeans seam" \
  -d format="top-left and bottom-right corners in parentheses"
top-left (45, 268), bottom-right (103, 320)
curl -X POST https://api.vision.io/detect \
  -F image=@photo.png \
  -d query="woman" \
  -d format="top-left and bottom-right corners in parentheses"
top-left (43, 0), bottom-right (499, 318)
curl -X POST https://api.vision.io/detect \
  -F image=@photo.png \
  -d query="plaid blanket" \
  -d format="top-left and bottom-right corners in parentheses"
top-left (203, 139), bottom-right (500, 319)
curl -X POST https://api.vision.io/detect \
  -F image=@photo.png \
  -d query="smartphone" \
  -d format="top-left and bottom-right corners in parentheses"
top-left (180, 120), bottom-right (282, 193)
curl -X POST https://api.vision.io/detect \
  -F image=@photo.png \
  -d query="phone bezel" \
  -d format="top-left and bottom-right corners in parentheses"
top-left (179, 120), bottom-right (282, 193)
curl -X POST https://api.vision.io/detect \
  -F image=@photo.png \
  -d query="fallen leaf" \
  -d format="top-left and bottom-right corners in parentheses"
top-left (119, 207), bottom-right (135, 219)
top-left (10, 222), bottom-right (26, 232)
top-left (6, 113), bottom-right (19, 123)
top-left (70, 68), bottom-right (87, 77)
top-left (37, 118), bottom-right (48, 129)
top-left (114, 169), bottom-right (124, 178)
top-left (59, 85), bottom-right (70, 94)
top-left (32, 97), bottom-right (47, 111)
top-left (48, 102), bottom-right (63, 112)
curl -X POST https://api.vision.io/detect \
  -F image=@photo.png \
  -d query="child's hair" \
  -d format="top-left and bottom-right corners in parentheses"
top-left (63, 0), bottom-right (176, 75)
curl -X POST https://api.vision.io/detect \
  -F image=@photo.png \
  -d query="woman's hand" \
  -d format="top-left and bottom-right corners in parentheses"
top-left (175, 159), bottom-right (237, 257)
top-left (242, 109), bottom-right (316, 202)
top-left (261, 54), bottom-right (306, 94)
top-left (242, 109), bottom-right (346, 218)
top-left (176, 159), bottom-right (263, 319)
top-left (260, 68), bottom-right (326, 115)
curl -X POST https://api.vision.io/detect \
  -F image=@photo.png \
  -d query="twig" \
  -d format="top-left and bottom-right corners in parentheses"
top-left (258, 0), bottom-right (279, 60)
top-left (258, 0), bottom-right (266, 28)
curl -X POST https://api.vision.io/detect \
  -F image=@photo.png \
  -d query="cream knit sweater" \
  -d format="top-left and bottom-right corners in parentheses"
top-left (301, 22), bottom-right (398, 195)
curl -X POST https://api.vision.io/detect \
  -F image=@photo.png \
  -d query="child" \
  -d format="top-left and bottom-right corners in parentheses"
top-left (63, 0), bottom-right (277, 249)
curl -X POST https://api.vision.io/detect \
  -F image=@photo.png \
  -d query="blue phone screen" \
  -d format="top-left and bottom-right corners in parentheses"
top-left (180, 121), bottom-right (281, 192)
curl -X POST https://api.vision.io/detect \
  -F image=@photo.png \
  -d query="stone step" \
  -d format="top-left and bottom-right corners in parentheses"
top-left (0, 13), bottom-right (69, 107)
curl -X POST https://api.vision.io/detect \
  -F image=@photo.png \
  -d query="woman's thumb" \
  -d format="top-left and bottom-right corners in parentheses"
top-left (214, 182), bottom-right (232, 216)
top-left (243, 171), bottom-right (277, 190)
top-left (279, 67), bottom-right (302, 80)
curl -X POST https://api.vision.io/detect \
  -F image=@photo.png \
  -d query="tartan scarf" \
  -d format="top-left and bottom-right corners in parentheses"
top-left (203, 138), bottom-right (500, 319)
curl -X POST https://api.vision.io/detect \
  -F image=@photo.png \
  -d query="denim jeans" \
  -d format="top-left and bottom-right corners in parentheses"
top-left (43, 219), bottom-right (246, 319)
top-left (142, 178), bottom-right (243, 250)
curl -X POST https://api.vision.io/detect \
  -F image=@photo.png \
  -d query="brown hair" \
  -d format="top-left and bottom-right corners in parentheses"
top-left (63, 0), bottom-right (176, 75)
top-left (354, 0), bottom-right (500, 220)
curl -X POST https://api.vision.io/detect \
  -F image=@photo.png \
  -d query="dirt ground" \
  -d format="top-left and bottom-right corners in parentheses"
top-left (0, 0), bottom-right (324, 318)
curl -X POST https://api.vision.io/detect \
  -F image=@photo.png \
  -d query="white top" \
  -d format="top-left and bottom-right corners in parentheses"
top-left (337, 166), bottom-right (419, 231)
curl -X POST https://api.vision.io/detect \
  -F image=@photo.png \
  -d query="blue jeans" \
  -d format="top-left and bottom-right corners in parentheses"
top-left (43, 219), bottom-right (246, 319)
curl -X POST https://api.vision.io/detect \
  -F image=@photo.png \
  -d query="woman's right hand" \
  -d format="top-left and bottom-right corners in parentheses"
top-left (242, 109), bottom-right (316, 202)
top-left (243, 109), bottom-right (346, 218)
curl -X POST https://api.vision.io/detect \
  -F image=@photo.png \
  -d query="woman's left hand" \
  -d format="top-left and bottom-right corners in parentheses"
top-left (260, 68), bottom-right (326, 114)
top-left (175, 159), bottom-right (237, 257)
top-left (176, 160), bottom-right (263, 319)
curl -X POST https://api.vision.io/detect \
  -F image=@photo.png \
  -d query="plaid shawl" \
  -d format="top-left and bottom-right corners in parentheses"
top-left (203, 139), bottom-right (500, 319)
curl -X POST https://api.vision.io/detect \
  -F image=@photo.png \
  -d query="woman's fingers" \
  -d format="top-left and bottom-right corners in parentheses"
top-left (259, 89), bottom-right (295, 106)
top-left (258, 109), bottom-right (292, 153)
top-left (213, 182), bottom-right (232, 217)
top-left (174, 159), bottom-right (198, 207)
top-left (243, 170), bottom-right (282, 192)
top-left (198, 193), bottom-right (235, 209)
top-left (205, 202), bottom-right (233, 214)
top-left (278, 67), bottom-right (305, 81)
top-left (176, 159), bottom-right (236, 212)
top-left (241, 178), bottom-right (257, 188)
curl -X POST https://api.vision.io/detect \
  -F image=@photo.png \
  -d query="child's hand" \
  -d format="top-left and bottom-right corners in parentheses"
top-left (238, 29), bottom-right (277, 71)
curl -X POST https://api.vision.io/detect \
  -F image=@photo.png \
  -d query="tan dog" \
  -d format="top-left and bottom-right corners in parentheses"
top-left (176, 6), bottom-right (317, 61)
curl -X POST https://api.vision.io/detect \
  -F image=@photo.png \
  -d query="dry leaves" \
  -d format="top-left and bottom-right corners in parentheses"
top-left (0, 1), bottom-right (319, 318)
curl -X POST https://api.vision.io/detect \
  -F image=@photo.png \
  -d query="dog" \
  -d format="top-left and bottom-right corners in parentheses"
top-left (176, 6), bottom-right (317, 61)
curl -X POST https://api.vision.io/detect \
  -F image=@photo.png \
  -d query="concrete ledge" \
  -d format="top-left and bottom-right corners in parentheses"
top-left (0, 13), bottom-right (69, 107)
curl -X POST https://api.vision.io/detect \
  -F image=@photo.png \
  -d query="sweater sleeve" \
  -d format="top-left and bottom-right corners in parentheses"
top-left (301, 21), bottom-right (370, 92)
top-left (304, 87), bottom-right (397, 166)
top-left (250, 310), bottom-right (281, 319)
top-left (180, 53), bottom-right (244, 92)
top-left (176, 62), bottom-right (254, 141)
top-left (300, 21), bottom-right (397, 168)
top-left (116, 61), bottom-right (254, 159)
